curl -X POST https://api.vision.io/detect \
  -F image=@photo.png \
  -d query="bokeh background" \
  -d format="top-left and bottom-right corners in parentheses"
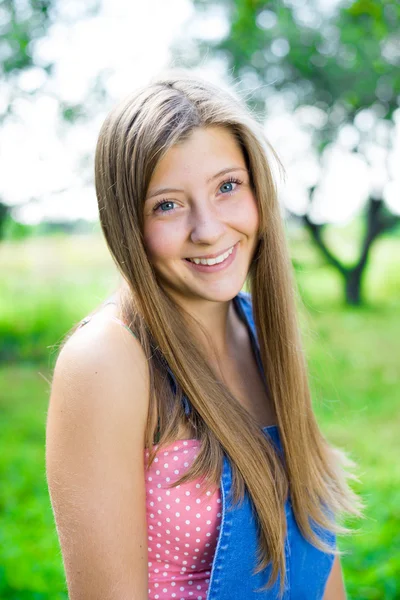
top-left (1, 0), bottom-right (399, 598)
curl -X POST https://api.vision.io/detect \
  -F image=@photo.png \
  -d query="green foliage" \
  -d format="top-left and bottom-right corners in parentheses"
top-left (2, 214), bottom-right (35, 241)
top-left (0, 233), bottom-right (399, 597)
top-left (187, 0), bottom-right (400, 130)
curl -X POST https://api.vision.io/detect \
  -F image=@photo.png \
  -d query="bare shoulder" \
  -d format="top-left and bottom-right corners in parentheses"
top-left (46, 307), bottom-right (150, 599)
top-left (53, 305), bottom-right (150, 431)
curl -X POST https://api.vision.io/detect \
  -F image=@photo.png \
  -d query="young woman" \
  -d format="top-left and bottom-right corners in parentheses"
top-left (46, 69), bottom-right (363, 600)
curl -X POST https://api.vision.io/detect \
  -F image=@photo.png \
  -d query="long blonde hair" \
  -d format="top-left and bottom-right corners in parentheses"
top-left (77, 69), bottom-right (363, 596)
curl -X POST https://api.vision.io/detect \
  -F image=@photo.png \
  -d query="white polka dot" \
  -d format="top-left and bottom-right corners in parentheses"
top-left (175, 512), bottom-right (180, 517)
top-left (206, 506), bottom-right (211, 511)
top-left (156, 470), bottom-right (160, 475)
top-left (175, 498), bottom-right (180, 503)
top-left (174, 469), bottom-right (180, 474)
top-left (174, 456), bottom-right (179, 461)
top-left (196, 513), bottom-right (201, 518)
top-left (185, 491), bottom-right (191, 496)
top-left (164, 463), bottom-right (169, 468)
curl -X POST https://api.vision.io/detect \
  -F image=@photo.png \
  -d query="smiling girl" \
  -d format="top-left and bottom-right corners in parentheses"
top-left (46, 70), bottom-right (363, 600)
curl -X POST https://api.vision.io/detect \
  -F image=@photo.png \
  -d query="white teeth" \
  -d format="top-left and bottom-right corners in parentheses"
top-left (188, 245), bottom-right (235, 266)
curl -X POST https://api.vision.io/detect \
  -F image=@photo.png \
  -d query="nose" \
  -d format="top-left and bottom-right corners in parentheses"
top-left (189, 200), bottom-right (227, 246)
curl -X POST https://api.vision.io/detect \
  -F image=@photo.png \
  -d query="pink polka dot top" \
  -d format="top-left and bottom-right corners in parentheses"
top-left (145, 438), bottom-right (222, 600)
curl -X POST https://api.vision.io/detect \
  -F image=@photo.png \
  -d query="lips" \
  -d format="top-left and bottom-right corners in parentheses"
top-left (184, 242), bottom-right (237, 261)
top-left (183, 241), bottom-right (239, 273)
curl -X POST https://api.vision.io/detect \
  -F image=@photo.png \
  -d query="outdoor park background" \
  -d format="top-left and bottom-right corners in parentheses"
top-left (0, 0), bottom-right (399, 598)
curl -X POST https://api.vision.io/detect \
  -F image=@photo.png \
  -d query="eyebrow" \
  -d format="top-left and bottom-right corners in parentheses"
top-left (145, 166), bottom-right (248, 201)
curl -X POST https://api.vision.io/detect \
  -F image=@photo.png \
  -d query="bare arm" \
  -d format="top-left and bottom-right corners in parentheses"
top-left (46, 319), bottom-right (150, 600)
top-left (323, 555), bottom-right (347, 600)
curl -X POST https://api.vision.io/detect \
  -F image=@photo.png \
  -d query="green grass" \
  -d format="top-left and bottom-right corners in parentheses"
top-left (0, 228), bottom-right (399, 599)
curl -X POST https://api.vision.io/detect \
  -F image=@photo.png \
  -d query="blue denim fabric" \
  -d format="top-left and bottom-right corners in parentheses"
top-left (168, 291), bottom-right (337, 599)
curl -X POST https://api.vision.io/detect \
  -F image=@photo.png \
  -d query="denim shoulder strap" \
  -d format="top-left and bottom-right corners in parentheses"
top-left (234, 290), bottom-right (270, 393)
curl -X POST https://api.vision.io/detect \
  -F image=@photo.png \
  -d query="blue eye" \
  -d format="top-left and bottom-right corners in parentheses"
top-left (219, 177), bottom-right (243, 194)
top-left (153, 200), bottom-right (175, 213)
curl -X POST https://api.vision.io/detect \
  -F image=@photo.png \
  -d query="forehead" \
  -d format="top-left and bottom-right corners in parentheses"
top-left (149, 126), bottom-right (245, 184)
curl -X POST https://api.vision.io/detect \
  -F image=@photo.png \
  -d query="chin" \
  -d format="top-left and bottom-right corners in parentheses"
top-left (184, 280), bottom-right (245, 304)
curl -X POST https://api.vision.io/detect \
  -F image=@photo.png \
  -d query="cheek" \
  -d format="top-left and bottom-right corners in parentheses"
top-left (232, 192), bottom-right (259, 235)
top-left (143, 222), bottom-right (183, 261)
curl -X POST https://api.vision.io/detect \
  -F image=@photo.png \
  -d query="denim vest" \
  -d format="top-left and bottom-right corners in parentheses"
top-left (164, 291), bottom-right (337, 598)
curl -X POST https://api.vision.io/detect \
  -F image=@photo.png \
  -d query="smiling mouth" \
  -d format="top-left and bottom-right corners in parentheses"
top-left (184, 243), bottom-right (237, 266)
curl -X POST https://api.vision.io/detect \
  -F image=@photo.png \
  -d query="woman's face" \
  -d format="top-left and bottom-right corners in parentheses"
top-left (143, 126), bottom-right (259, 306)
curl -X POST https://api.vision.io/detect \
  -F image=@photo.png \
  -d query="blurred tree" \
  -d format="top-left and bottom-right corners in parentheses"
top-left (0, 0), bottom-right (103, 123)
top-left (173, 0), bottom-right (400, 305)
top-left (0, 0), bottom-right (104, 239)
